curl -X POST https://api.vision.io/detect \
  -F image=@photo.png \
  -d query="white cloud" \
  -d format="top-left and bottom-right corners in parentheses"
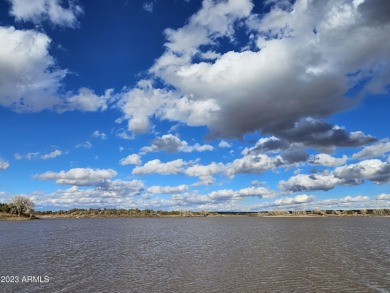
top-left (7, 0), bottom-right (83, 28)
top-left (273, 194), bottom-right (315, 206)
top-left (132, 159), bottom-right (225, 185)
top-left (352, 140), bottom-right (390, 159)
top-left (34, 179), bottom-right (144, 208)
top-left (116, 130), bottom-right (134, 140)
top-left (119, 154), bottom-right (142, 166)
top-left (280, 157), bottom-right (390, 193)
top-left (142, 1), bottom-right (154, 13)
top-left (64, 88), bottom-right (112, 112)
top-left (119, 80), bottom-right (170, 134)
top-left (14, 154), bottom-right (22, 160)
top-left (119, 0), bottom-right (390, 142)
top-left (75, 141), bottom-right (92, 149)
top-left (132, 159), bottom-right (187, 175)
top-left (377, 194), bottom-right (390, 200)
top-left (147, 185), bottom-right (188, 194)
top-left (141, 134), bottom-right (213, 153)
top-left (185, 162), bottom-right (226, 185)
top-left (243, 136), bottom-right (289, 155)
top-left (40, 150), bottom-right (62, 160)
top-left (207, 187), bottom-right (276, 201)
top-left (97, 179), bottom-right (144, 197)
top-left (13, 150), bottom-right (63, 160)
top-left (184, 162), bottom-right (225, 177)
top-left (158, 0), bottom-right (253, 56)
top-left (318, 195), bottom-right (370, 208)
top-left (26, 152), bottom-right (39, 160)
top-left (253, 194), bottom-right (374, 211)
top-left (278, 172), bottom-right (342, 193)
top-left (0, 26), bottom-right (66, 112)
top-left (309, 154), bottom-right (348, 167)
top-left (14, 152), bottom-right (39, 160)
top-left (218, 140), bottom-right (231, 148)
top-left (0, 159), bottom-right (10, 170)
top-left (173, 186), bottom-right (276, 207)
top-left (226, 153), bottom-right (283, 178)
top-left (334, 158), bottom-right (390, 184)
top-left (34, 168), bottom-right (117, 186)
top-left (91, 130), bottom-right (107, 140)
top-left (0, 26), bottom-right (112, 113)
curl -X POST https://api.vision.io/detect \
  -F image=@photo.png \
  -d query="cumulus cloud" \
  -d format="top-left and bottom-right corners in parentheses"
top-left (318, 195), bottom-right (370, 209)
top-left (119, 0), bottom-right (390, 144)
top-left (309, 153), bottom-right (348, 167)
top-left (280, 146), bottom-right (309, 164)
top-left (132, 159), bottom-right (226, 185)
top-left (132, 144), bottom-right (309, 184)
top-left (273, 194), bottom-right (315, 206)
top-left (244, 136), bottom-right (289, 154)
top-left (91, 130), bottom-right (107, 140)
top-left (352, 140), bottom-right (390, 159)
top-left (7, 0), bottom-right (83, 28)
top-left (252, 194), bottom-right (375, 211)
top-left (64, 88), bottom-right (113, 112)
top-left (0, 159), bottom-right (10, 170)
top-left (377, 193), bottom-right (390, 200)
top-left (173, 186), bottom-right (276, 207)
top-left (34, 168), bottom-right (117, 186)
top-left (119, 80), bottom-right (171, 134)
top-left (132, 159), bottom-right (187, 175)
top-left (280, 157), bottom-right (390, 193)
top-left (185, 162), bottom-right (226, 185)
top-left (34, 179), bottom-right (144, 208)
top-left (141, 134), bottom-right (213, 153)
top-left (96, 179), bottom-right (144, 197)
top-left (75, 141), bottom-right (92, 149)
top-left (40, 150), bottom-right (62, 160)
top-left (334, 158), bottom-right (390, 184)
top-left (0, 26), bottom-right (112, 113)
top-left (218, 140), bottom-right (232, 148)
top-left (276, 118), bottom-right (376, 150)
top-left (242, 137), bottom-right (309, 164)
top-left (0, 26), bottom-right (66, 112)
top-left (147, 184), bottom-right (188, 194)
top-left (119, 154), bottom-right (142, 166)
top-left (207, 187), bottom-right (276, 201)
top-left (226, 153), bottom-right (283, 178)
top-left (278, 171), bottom-right (342, 193)
top-left (158, 0), bottom-right (253, 57)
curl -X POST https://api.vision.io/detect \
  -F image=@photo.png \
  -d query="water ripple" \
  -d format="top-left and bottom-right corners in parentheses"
top-left (0, 217), bottom-right (389, 292)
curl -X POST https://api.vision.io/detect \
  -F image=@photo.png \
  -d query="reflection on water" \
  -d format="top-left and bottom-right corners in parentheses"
top-left (0, 217), bottom-right (389, 292)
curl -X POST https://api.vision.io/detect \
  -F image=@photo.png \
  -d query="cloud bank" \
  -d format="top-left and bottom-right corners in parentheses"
top-left (119, 0), bottom-right (390, 141)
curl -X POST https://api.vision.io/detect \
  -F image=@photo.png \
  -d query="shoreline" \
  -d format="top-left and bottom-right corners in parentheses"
top-left (2, 213), bottom-right (389, 221)
top-left (0, 213), bottom-right (37, 221)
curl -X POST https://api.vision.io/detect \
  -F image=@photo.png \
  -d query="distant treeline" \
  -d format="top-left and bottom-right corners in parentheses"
top-left (34, 208), bottom-right (211, 218)
top-left (2, 202), bottom-right (390, 218)
top-left (258, 209), bottom-right (390, 216)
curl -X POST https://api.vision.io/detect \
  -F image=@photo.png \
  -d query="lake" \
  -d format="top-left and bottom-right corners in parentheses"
top-left (0, 217), bottom-right (389, 292)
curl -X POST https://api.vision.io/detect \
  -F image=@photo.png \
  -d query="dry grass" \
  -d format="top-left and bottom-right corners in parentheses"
top-left (0, 212), bottom-right (32, 221)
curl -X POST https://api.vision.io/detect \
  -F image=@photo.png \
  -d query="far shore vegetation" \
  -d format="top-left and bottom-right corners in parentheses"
top-left (1, 196), bottom-right (390, 220)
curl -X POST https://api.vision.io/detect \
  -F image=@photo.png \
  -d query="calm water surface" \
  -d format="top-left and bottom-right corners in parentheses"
top-left (0, 217), bottom-right (389, 292)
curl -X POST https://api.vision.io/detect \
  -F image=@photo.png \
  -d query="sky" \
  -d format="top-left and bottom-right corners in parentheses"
top-left (0, 0), bottom-right (390, 212)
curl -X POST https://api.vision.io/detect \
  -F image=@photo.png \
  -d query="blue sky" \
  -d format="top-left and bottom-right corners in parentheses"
top-left (1, 0), bottom-right (390, 211)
